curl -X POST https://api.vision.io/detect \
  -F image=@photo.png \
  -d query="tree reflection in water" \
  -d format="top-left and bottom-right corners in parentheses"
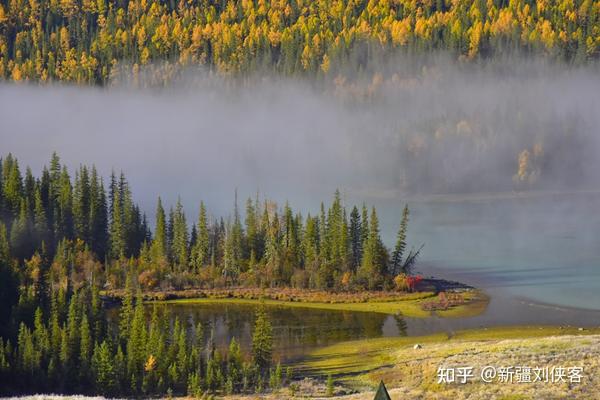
top-left (161, 303), bottom-right (401, 362)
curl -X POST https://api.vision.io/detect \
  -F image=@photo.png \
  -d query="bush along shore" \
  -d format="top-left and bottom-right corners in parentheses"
top-left (102, 280), bottom-right (489, 319)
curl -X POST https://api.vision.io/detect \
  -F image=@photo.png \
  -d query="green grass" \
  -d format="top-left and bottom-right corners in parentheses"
top-left (157, 290), bottom-right (487, 318)
top-left (159, 294), bottom-right (434, 317)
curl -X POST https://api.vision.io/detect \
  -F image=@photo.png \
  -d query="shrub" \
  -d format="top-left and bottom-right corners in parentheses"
top-left (421, 291), bottom-right (467, 311)
top-left (326, 374), bottom-right (334, 397)
top-left (394, 273), bottom-right (410, 291)
top-left (139, 269), bottom-right (160, 290)
top-left (407, 275), bottom-right (423, 291)
top-left (395, 273), bottom-right (423, 292)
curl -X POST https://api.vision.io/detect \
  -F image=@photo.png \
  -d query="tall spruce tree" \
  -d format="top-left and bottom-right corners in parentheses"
top-left (0, 223), bottom-right (17, 337)
top-left (33, 187), bottom-right (50, 249)
top-left (251, 307), bottom-right (272, 374)
top-left (10, 199), bottom-right (32, 259)
top-left (89, 168), bottom-right (108, 260)
top-left (109, 172), bottom-right (125, 260)
top-left (73, 166), bottom-right (91, 244)
top-left (391, 205), bottom-right (410, 276)
top-left (151, 197), bottom-right (167, 262)
top-left (349, 206), bottom-right (362, 271)
top-left (171, 198), bottom-right (189, 269)
top-left (191, 201), bottom-right (209, 270)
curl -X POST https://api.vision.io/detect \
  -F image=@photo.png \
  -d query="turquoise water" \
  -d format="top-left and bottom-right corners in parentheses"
top-left (378, 192), bottom-right (600, 310)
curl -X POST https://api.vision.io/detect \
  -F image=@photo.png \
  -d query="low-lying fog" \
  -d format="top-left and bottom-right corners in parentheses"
top-left (1, 58), bottom-right (599, 221)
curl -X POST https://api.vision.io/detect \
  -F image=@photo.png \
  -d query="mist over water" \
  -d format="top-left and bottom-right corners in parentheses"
top-left (1, 58), bottom-right (599, 310)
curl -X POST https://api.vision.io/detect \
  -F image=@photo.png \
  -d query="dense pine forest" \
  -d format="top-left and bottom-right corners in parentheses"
top-left (0, 0), bottom-right (598, 84)
top-left (0, 152), bottom-right (419, 396)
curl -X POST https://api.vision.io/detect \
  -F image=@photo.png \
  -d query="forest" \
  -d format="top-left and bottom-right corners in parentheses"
top-left (0, 152), bottom-right (419, 396)
top-left (0, 0), bottom-right (598, 84)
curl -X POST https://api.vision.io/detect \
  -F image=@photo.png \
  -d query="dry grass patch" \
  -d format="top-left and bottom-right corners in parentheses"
top-left (298, 327), bottom-right (600, 399)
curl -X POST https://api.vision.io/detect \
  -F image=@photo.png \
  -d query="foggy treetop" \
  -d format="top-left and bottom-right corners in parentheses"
top-left (0, 0), bottom-right (598, 84)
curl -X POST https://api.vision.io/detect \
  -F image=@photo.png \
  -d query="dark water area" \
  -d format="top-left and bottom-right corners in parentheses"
top-left (140, 303), bottom-right (407, 363)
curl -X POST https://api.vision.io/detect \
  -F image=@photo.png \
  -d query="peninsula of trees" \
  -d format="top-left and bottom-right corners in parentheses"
top-left (0, 152), bottom-right (419, 298)
top-left (0, 0), bottom-right (598, 84)
top-left (0, 152), bottom-right (421, 396)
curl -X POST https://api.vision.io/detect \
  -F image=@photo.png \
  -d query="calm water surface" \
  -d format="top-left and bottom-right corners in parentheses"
top-left (377, 191), bottom-right (600, 311)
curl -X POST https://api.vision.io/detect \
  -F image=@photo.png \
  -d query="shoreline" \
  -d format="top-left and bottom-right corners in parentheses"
top-left (419, 263), bottom-right (600, 322)
top-left (102, 281), bottom-right (488, 319)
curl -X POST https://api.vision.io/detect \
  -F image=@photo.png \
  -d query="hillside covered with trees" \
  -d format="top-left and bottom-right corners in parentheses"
top-left (0, 0), bottom-right (598, 84)
top-left (0, 152), bottom-right (420, 394)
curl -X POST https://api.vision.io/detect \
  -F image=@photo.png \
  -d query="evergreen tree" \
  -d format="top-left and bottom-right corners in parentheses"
top-left (245, 197), bottom-right (257, 263)
top-left (33, 187), bottom-right (50, 249)
top-left (222, 221), bottom-right (239, 283)
top-left (349, 206), bottom-right (362, 271)
top-left (191, 201), bottom-right (209, 270)
top-left (73, 166), bottom-right (91, 243)
top-left (171, 198), bottom-right (189, 269)
top-left (167, 207), bottom-right (175, 263)
top-left (55, 166), bottom-right (74, 240)
top-left (251, 307), bottom-right (272, 374)
top-left (318, 202), bottom-right (328, 260)
top-left (391, 205), bottom-right (409, 276)
top-left (79, 313), bottom-right (92, 385)
top-left (151, 197), bottom-right (167, 262)
top-left (91, 341), bottom-right (118, 396)
top-left (127, 291), bottom-right (147, 393)
top-left (0, 223), bottom-right (17, 337)
top-left (2, 154), bottom-right (23, 217)
top-left (10, 199), bottom-right (32, 259)
top-left (302, 214), bottom-right (319, 273)
top-left (358, 207), bottom-right (386, 289)
top-left (65, 291), bottom-right (80, 374)
top-left (231, 191), bottom-right (243, 272)
top-left (227, 337), bottom-right (242, 392)
top-left (360, 204), bottom-right (369, 252)
top-left (89, 168), bottom-right (108, 261)
top-left (119, 275), bottom-right (134, 342)
top-left (90, 284), bottom-right (105, 341)
top-left (109, 172), bottom-right (125, 260)
top-left (23, 167), bottom-right (36, 215)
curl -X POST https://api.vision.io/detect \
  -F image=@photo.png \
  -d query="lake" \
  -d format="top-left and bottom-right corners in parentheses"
top-left (376, 191), bottom-right (600, 312)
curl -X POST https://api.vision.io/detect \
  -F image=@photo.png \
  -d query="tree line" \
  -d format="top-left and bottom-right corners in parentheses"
top-left (0, 151), bottom-right (419, 394)
top-left (0, 0), bottom-right (597, 84)
top-left (0, 152), bottom-right (419, 296)
top-left (0, 275), bottom-right (281, 396)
